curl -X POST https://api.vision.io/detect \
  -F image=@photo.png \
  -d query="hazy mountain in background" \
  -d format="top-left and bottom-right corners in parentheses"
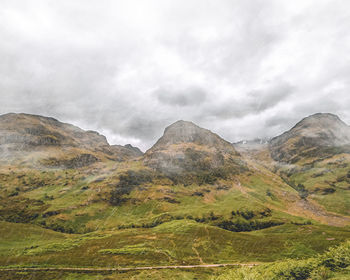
top-left (269, 113), bottom-right (350, 164)
top-left (0, 113), bottom-right (142, 167)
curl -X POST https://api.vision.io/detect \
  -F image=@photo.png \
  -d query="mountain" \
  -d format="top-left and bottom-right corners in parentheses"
top-left (110, 144), bottom-right (143, 159)
top-left (0, 112), bottom-right (350, 279)
top-left (143, 120), bottom-right (244, 177)
top-left (0, 113), bottom-right (142, 167)
top-left (269, 113), bottom-right (350, 164)
top-left (253, 113), bottom-right (350, 219)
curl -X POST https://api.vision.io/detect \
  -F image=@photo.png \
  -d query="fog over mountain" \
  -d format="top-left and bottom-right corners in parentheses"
top-left (1, 0), bottom-right (350, 150)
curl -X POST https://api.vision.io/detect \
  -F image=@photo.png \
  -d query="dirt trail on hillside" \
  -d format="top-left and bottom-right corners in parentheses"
top-left (0, 263), bottom-right (258, 273)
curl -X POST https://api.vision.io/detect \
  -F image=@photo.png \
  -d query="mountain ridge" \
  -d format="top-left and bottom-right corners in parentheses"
top-left (0, 111), bottom-right (350, 276)
top-left (144, 120), bottom-right (243, 176)
top-left (0, 113), bottom-right (143, 166)
top-left (269, 112), bottom-right (350, 163)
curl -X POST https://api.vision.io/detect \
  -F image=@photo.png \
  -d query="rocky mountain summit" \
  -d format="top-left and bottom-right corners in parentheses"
top-left (2, 112), bottom-right (349, 170)
top-left (149, 120), bottom-right (235, 149)
top-left (269, 113), bottom-right (350, 163)
top-left (143, 120), bottom-right (244, 176)
top-left (0, 113), bottom-right (109, 150)
top-left (0, 113), bottom-right (142, 167)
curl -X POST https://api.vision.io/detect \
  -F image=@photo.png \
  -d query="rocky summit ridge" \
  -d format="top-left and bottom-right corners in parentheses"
top-left (269, 113), bottom-right (350, 163)
top-left (0, 113), bottom-right (143, 167)
top-left (143, 120), bottom-right (243, 176)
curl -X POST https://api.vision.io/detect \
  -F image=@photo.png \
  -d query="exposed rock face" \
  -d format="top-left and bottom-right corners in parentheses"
top-left (269, 113), bottom-right (350, 163)
top-left (124, 144), bottom-right (143, 155)
top-left (151, 120), bottom-right (237, 149)
top-left (0, 113), bottom-right (109, 151)
top-left (144, 120), bottom-right (243, 176)
top-left (110, 144), bottom-right (143, 160)
top-left (0, 113), bottom-right (142, 166)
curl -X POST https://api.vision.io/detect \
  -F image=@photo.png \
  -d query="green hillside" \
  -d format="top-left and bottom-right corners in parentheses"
top-left (0, 113), bottom-right (349, 279)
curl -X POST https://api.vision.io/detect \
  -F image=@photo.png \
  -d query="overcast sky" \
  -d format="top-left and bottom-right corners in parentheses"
top-left (1, 0), bottom-right (350, 151)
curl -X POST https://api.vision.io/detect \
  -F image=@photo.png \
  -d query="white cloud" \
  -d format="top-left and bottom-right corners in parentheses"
top-left (0, 0), bottom-right (350, 151)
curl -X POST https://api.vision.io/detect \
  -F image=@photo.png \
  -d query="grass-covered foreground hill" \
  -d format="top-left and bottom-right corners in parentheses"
top-left (0, 113), bottom-right (349, 279)
top-left (216, 240), bottom-right (350, 280)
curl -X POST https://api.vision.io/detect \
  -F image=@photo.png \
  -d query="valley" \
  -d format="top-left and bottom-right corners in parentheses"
top-left (0, 113), bottom-right (349, 279)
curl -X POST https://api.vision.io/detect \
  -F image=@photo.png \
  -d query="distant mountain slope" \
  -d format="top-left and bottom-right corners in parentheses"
top-left (269, 113), bottom-right (350, 164)
top-left (110, 144), bottom-right (143, 158)
top-left (0, 113), bottom-right (142, 167)
top-left (144, 120), bottom-right (244, 177)
top-left (0, 113), bottom-right (110, 150)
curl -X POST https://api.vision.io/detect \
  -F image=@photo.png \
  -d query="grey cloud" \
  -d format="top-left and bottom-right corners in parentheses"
top-left (155, 86), bottom-right (207, 106)
top-left (0, 0), bottom-right (350, 151)
top-left (205, 81), bottom-right (295, 120)
top-left (248, 82), bottom-right (295, 112)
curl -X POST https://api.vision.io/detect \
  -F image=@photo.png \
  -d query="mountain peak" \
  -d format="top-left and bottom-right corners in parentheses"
top-left (144, 120), bottom-right (242, 176)
top-left (292, 113), bottom-right (346, 130)
top-left (269, 113), bottom-right (350, 163)
top-left (163, 120), bottom-right (200, 142)
top-left (167, 119), bottom-right (193, 126)
top-left (164, 120), bottom-right (197, 130)
top-left (0, 112), bottom-right (143, 166)
top-left (149, 120), bottom-right (233, 151)
top-left (282, 113), bottom-right (350, 143)
top-left (305, 112), bottom-right (340, 119)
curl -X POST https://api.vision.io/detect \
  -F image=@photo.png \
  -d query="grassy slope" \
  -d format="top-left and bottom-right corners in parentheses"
top-left (216, 240), bottom-right (350, 280)
top-left (0, 156), bottom-right (349, 279)
top-left (1, 157), bottom-right (334, 233)
top-left (236, 145), bottom-right (350, 220)
top-left (286, 153), bottom-right (350, 216)
top-left (1, 220), bottom-right (349, 268)
top-left (0, 268), bottom-right (232, 280)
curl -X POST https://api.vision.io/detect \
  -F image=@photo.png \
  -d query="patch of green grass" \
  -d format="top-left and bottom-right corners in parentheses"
top-left (2, 220), bottom-right (349, 268)
top-left (98, 244), bottom-right (175, 260)
top-left (216, 240), bottom-right (350, 280)
top-left (0, 221), bottom-right (67, 256)
top-left (23, 232), bottom-right (111, 255)
top-left (285, 155), bottom-right (350, 215)
top-left (99, 245), bottom-right (153, 255)
top-left (0, 159), bottom-right (349, 277)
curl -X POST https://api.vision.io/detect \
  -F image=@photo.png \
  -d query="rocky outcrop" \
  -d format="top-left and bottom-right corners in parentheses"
top-left (110, 144), bottom-right (143, 161)
top-left (150, 120), bottom-right (236, 150)
top-left (269, 113), bottom-right (350, 163)
top-left (144, 120), bottom-right (244, 176)
top-left (0, 113), bottom-right (110, 151)
top-left (0, 113), bottom-right (142, 167)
